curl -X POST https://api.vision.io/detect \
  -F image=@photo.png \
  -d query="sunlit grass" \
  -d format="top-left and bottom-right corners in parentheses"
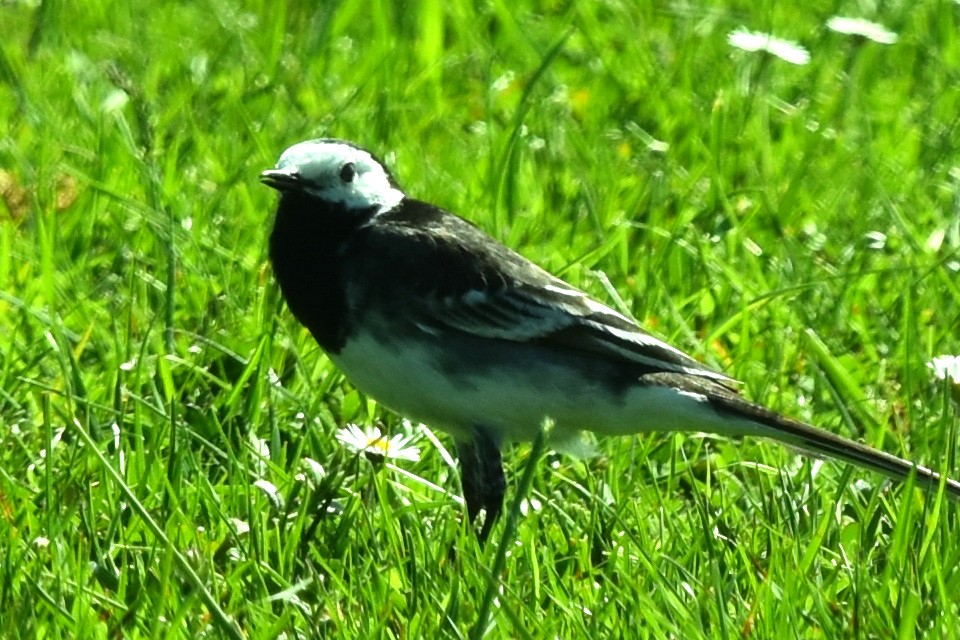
top-left (2, 0), bottom-right (960, 637)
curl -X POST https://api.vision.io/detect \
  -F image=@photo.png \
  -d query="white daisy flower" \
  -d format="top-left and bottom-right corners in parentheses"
top-left (929, 355), bottom-right (960, 385)
top-left (826, 17), bottom-right (898, 44)
top-left (727, 28), bottom-right (811, 65)
top-left (336, 424), bottom-right (421, 462)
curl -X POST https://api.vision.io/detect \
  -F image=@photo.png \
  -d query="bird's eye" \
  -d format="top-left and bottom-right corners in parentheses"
top-left (339, 163), bottom-right (357, 183)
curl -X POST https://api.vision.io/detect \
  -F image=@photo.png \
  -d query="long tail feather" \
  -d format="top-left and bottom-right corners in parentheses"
top-left (643, 372), bottom-right (960, 500)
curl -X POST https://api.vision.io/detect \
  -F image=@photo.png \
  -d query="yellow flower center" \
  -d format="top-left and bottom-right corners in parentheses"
top-left (369, 437), bottom-right (391, 453)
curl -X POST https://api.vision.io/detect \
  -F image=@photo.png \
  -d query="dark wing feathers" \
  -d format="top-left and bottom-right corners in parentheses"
top-left (361, 199), bottom-right (734, 385)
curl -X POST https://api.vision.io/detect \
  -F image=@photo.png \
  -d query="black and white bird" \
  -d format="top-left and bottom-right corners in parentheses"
top-left (262, 138), bottom-right (960, 541)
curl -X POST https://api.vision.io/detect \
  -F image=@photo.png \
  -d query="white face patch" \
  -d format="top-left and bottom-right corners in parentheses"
top-left (273, 139), bottom-right (405, 213)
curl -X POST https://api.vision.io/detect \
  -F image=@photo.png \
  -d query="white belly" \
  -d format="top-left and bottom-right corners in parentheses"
top-left (328, 329), bottom-right (754, 445)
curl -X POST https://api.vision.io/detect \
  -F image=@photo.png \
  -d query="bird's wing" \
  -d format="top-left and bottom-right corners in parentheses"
top-left (364, 200), bottom-right (734, 385)
top-left (419, 277), bottom-right (735, 384)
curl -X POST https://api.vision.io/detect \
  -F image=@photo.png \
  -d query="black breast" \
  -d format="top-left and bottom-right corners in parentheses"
top-left (268, 192), bottom-right (374, 353)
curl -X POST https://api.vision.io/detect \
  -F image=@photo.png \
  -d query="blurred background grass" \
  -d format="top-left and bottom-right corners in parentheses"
top-left (1, 0), bottom-right (959, 637)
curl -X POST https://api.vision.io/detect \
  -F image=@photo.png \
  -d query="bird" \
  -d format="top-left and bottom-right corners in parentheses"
top-left (261, 138), bottom-right (960, 542)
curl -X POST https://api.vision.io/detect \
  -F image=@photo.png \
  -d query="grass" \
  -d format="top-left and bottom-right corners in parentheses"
top-left (2, 0), bottom-right (960, 637)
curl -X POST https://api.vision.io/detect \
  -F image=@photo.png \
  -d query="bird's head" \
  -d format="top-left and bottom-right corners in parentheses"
top-left (260, 139), bottom-right (404, 214)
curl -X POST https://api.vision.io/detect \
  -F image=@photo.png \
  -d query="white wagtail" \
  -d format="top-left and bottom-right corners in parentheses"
top-left (262, 138), bottom-right (960, 541)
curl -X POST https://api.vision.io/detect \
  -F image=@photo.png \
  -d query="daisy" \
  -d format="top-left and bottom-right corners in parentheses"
top-left (826, 17), bottom-right (898, 44)
top-left (929, 355), bottom-right (960, 385)
top-left (336, 423), bottom-right (421, 462)
top-left (727, 27), bottom-right (811, 65)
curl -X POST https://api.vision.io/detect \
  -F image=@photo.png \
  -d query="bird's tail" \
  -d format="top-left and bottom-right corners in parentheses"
top-left (753, 408), bottom-right (960, 501)
top-left (645, 372), bottom-right (960, 501)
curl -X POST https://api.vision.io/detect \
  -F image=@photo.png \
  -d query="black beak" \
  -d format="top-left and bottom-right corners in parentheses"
top-left (260, 168), bottom-right (301, 191)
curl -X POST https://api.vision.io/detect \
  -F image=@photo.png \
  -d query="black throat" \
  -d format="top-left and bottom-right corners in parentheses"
top-left (268, 191), bottom-right (378, 353)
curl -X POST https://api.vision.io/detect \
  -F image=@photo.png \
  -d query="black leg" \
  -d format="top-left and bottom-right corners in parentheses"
top-left (456, 426), bottom-right (506, 543)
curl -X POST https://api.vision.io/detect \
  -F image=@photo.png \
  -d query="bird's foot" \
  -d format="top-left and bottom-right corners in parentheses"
top-left (456, 426), bottom-right (506, 544)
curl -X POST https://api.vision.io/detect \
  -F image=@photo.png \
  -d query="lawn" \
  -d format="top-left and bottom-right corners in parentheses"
top-left (2, 0), bottom-right (959, 637)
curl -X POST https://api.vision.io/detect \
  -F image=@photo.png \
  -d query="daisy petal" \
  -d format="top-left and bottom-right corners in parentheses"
top-left (826, 17), bottom-right (898, 44)
top-left (335, 423), bottom-right (421, 462)
top-left (728, 27), bottom-right (811, 65)
top-left (929, 355), bottom-right (960, 385)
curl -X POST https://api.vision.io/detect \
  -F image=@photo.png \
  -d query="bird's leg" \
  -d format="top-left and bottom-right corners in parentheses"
top-left (456, 426), bottom-right (506, 543)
